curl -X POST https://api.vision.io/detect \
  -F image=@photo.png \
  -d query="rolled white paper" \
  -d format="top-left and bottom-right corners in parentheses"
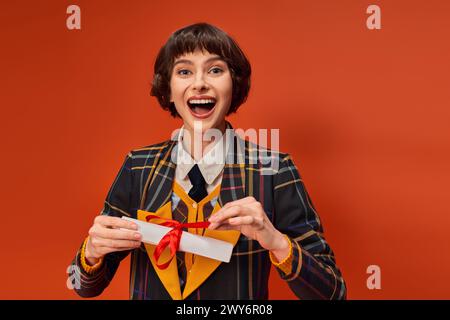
top-left (121, 216), bottom-right (233, 263)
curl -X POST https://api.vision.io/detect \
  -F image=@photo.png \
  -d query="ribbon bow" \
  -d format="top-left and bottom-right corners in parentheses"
top-left (146, 214), bottom-right (211, 270)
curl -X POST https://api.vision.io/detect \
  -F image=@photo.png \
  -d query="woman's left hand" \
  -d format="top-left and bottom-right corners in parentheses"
top-left (208, 196), bottom-right (290, 260)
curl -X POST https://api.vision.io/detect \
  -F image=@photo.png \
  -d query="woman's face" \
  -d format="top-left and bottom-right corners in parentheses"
top-left (170, 49), bottom-right (232, 134)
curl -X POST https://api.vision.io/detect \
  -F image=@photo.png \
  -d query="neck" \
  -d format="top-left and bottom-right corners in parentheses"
top-left (182, 121), bottom-right (227, 161)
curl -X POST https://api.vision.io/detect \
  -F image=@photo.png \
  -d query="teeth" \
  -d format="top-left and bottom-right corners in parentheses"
top-left (188, 99), bottom-right (215, 104)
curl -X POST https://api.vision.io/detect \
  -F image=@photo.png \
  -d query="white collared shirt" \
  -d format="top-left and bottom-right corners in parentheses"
top-left (175, 126), bottom-right (230, 195)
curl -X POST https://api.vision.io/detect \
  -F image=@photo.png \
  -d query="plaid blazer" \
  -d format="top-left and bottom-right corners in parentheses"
top-left (70, 127), bottom-right (347, 300)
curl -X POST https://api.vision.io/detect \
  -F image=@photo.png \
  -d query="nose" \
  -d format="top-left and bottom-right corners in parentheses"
top-left (192, 72), bottom-right (209, 91)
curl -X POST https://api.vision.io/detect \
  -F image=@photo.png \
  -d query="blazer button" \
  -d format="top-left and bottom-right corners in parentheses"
top-left (192, 202), bottom-right (197, 209)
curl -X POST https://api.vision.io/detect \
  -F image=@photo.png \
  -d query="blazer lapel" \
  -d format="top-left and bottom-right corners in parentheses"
top-left (218, 128), bottom-right (247, 206)
top-left (140, 140), bottom-right (177, 213)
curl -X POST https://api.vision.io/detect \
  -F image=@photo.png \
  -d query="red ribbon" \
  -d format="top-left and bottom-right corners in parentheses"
top-left (146, 215), bottom-right (211, 270)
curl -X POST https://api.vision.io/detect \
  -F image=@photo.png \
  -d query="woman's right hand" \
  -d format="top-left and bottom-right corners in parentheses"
top-left (84, 215), bottom-right (142, 265)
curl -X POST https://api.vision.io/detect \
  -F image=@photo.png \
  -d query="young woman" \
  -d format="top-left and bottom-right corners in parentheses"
top-left (69, 23), bottom-right (346, 300)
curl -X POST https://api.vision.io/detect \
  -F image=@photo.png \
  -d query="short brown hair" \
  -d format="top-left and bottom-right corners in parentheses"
top-left (150, 23), bottom-right (252, 117)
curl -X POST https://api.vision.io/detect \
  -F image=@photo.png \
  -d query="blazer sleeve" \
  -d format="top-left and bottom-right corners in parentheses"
top-left (69, 152), bottom-right (134, 298)
top-left (272, 153), bottom-right (347, 300)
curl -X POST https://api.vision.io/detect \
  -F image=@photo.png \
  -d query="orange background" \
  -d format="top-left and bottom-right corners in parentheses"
top-left (1, 0), bottom-right (449, 299)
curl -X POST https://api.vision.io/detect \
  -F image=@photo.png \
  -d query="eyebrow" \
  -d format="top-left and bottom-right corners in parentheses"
top-left (173, 56), bottom-right (225, 67)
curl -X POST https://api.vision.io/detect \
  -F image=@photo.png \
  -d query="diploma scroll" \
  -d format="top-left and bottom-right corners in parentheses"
top-left (122, 216), bottom-right (233, 263)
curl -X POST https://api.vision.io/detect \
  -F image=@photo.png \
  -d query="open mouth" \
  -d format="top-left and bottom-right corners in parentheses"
top-left (187, 98), bottom-right (216, 119)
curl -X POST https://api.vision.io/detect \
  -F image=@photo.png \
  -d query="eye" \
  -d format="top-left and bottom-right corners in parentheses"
top-left (209, 67), bottom-right (223, 74)
top-left (176, 69), bottom-right (191, 76)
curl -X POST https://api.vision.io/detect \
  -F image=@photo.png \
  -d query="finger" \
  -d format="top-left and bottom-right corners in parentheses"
top-left (98, 245), bottom-right (140, 256)
top-left (208, 221), bottom-right (240, 231)
top-left (223, 196), bottom-right (257, 209)
top-left (95, 216), bottom-right (138, 230)
top-left (209, 205), bottom-right (254, 224)
top-left (209, 216), bottom-right (264, 231)
top-left (92, 226), bottom-right (141, 241)
top-left (208, 206), bottom-right (241, 224)
top-left (229, 216), bottom-right (254, 226)
top-left (93, 238), bottom-right (142, 249)
top-left (229, 216), bottom-right (264, 230)
top-left (212, 197), bottom-right (259, 221)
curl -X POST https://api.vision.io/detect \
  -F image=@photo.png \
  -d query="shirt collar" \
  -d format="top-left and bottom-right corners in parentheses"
top-left (176, 125), bottom-right (230, 185)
